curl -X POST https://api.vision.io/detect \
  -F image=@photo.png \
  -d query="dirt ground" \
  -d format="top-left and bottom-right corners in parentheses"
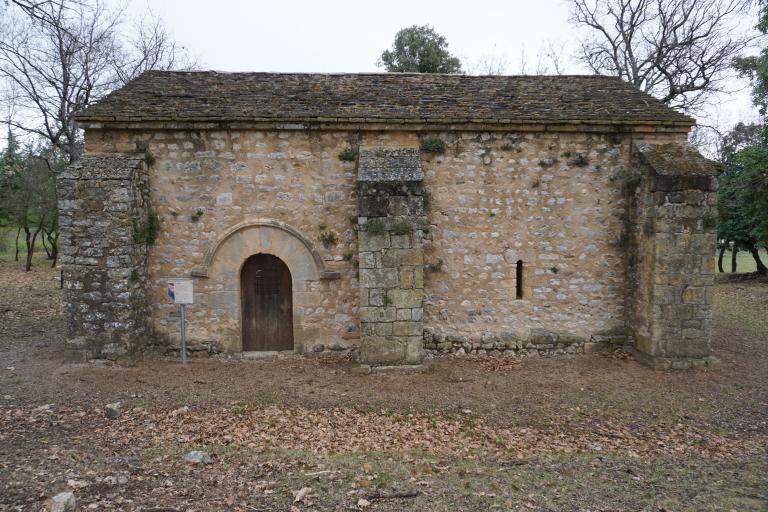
top-left (1, 256), bottom-right (766, 511)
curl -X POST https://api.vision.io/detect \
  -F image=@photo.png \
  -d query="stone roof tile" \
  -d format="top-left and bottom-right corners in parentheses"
top-left (76, 71), bottom-right (694, 126)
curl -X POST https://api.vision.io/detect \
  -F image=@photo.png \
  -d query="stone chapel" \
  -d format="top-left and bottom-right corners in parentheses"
top-left (58, 71), bottom-right (720, 371)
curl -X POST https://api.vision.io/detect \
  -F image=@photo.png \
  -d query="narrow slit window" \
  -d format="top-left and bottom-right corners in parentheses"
top-left (516, 260), bottom-right (524, 299)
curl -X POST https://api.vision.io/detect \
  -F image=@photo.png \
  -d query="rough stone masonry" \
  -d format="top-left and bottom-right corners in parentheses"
top-left (59, 71), bottom-right (719, 370)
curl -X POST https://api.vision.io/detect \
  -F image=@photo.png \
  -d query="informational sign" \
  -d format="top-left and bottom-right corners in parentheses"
top-left (167, 278), bottom-right (194, 304)
top-left (165, 278), bottom-right (194, 365)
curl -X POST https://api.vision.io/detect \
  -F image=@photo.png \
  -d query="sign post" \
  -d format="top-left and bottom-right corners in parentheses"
top-left (167, 278), bottom-right (194, 365)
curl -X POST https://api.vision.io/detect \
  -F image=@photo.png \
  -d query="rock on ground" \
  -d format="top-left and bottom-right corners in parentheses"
top-left (47, 491), bottom-right (76, 512)
top-left (182, 450), bottom-right (211, 464)
top-left (104, 402), bottom-right (122, 419)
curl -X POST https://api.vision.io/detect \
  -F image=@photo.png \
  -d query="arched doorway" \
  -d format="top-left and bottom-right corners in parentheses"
top-left (240, 254), bottom-right (294, 351)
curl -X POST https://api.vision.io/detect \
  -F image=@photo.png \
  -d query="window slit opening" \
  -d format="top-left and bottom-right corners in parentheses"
top-left (516, 260), bottom-right (524, 299)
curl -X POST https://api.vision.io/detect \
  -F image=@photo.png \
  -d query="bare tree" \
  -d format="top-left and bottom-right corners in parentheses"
top-left (570, 0), bottom-right (758, 113)
top-left (463, 48), bottom-right (509, 75)
top-left (0, 0), bottom-right (196, 163)
top-left (465, 41), bottom-right (567, 76)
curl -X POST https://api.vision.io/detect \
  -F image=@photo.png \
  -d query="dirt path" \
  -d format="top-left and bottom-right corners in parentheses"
top-left (1, 255), bottom-right (766, 511)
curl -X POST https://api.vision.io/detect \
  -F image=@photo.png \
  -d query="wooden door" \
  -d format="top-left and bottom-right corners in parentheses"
top-left (240, 254), bottom-right (293, 351)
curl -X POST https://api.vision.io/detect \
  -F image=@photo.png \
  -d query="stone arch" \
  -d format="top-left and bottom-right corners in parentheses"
top-left (192, 219), bottom-right (337, 353)
top-left (191, 218), bottom-right (337, 280)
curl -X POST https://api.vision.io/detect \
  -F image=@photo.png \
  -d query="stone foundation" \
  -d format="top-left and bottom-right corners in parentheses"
top-left (423, 327), bottom-right (631, 357)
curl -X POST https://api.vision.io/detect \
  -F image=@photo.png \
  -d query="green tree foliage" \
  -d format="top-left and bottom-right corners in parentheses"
top-left (718, 139), bottom-right (768, 273)
top-left (378, 25), bottom-right (462, 74)
top-left (733, 1), bottom-right (768, 114)
top-left (0, 132), bottom-right (60, 270)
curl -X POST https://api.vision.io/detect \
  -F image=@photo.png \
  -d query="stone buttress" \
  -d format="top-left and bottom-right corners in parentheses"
top-left (356, 148), bottom-right (427, 370)
top-left (57, 154), bottom-right (151, 362)
top-left (627, 143), bottom-right (720, 369)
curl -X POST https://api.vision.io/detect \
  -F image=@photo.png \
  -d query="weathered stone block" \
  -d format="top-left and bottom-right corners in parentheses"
top-left (359, 232), bottom-right (390, 252)
top-left (382, 248), bottom-right (423, 267)
top-left (359, 307), bottom-right (397, 323)
top-left (388, 289), bottom-right (423, 308)
top-left (358, 336), bottom-right (405, 365)
top-left (393, 321), bottom-right (423, 336)
top-left (359, 269), bottom-right (399, 288)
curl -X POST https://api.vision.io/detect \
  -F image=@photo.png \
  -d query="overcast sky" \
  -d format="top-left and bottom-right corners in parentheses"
top-left (0, 0), bottom-right (760, 150)
top-left (119, 0), bottom-right (758, 130)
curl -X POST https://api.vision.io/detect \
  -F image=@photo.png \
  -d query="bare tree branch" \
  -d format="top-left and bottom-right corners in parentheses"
top-left (570, 0), bottom-right (758, 113)
top-left (0, 0), bottom-right (197, 162)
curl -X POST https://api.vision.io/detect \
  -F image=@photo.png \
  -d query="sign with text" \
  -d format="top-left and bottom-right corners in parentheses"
top-left (166, 278), bottom-right (194, 304)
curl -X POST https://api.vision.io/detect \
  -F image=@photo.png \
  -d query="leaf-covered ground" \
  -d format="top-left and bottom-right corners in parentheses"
top-left (0, 255), bottom-right (766, 511)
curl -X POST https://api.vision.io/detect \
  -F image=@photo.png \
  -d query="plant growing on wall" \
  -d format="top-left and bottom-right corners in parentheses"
top-left (420, 138), bottom-right (446, 153)
top-left (392, 220), bottom-right (412, 236)
top-left (366, 219), bottom-right (386, 235)
top-left (426, 257), bottom-right (444, 272)
top-left (133, 210), bottom-right (160, 244)
top-left (422, 188), bottom-right (432, 211)
top-left (338, 148), bottom-right (357, 162)
top-left (318, 230), bottom-right (338, 249)
top-left (569, 154), bottom-right (589, 167)
top-left (191, 207), bottom-right (204, 222)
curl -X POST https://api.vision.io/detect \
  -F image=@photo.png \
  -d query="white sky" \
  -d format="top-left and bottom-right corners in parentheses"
top-left (0, 0), bottom-right (761, 150)
top-left (120, 0), bottom-right (760, 130)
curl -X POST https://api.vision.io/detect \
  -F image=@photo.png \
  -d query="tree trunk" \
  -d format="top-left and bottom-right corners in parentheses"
top-left (717, 243), bottom-right (727, 273)
top-left (24, 223), bottom-right (43, 271)
top-left (749, 246), bottom-right (768, 275)
top-left (14, 226), bottom-right (21, 262)
top-left (23, 226), bottom-right (32, 271)
top-left (731, 245), bottom-right (738, 273)
top-left (41, 228), bottom-right (52, 259)
top-left (48, 229), bottom-right (58, 268)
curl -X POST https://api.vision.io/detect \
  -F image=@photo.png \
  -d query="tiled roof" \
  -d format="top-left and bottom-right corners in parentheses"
top-left (76, 71), bottom-right (694, 126)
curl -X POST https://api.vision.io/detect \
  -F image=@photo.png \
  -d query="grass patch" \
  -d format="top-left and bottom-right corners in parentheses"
top-left (715, 249), bottom-right (766, 274)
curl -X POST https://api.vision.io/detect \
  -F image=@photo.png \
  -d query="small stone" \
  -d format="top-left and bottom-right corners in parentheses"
top-left (171, 406), bottom-right (190, 416)
top-left (182, 450), bottom-right (211, 464)
top-left (66, 479), bottom-right (88, 489)
top-left (455, 347), bottom-right (466, 356)
top-left (110, 455), bottom-right (140, 466)
top-left (104, 402), bottom-right (122, 419)
top-left (293, 486), bottom-right (312, 503)
top-left (357, 498), bottom-right (371, 508)
top-left (47, 491), bottom-right (76, 512)
top-left (312, 344), bottom-right (325, 353)
top-left (350, 364), bottom-right (372, 375)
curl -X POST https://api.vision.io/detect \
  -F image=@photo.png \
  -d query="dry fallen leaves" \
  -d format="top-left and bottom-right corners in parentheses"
top-left (22, 403), bottom-right (747, 459)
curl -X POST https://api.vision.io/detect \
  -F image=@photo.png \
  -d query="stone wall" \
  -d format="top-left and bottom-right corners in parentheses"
top-left (85, 129), bottom-right (360, 355)
top-left (419, 131), bottom-right (634, 351)
top-left (57, 154), bottom-right (150, 362)
top-left (72, 127), bottom-right (710, 368)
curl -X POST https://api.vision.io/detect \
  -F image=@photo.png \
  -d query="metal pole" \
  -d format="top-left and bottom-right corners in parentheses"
top-left (180, 303), bottom-right (187, 365)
